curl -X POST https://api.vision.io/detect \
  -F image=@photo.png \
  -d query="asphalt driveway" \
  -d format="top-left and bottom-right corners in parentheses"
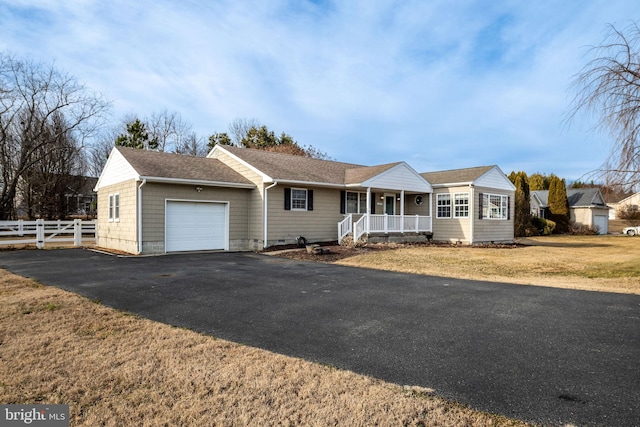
top-left (1, 249), bottom-right (638, 426)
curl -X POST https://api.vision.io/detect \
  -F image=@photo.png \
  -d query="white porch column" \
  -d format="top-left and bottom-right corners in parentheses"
top-left (366, 187), bottom-right (371, 233)
top-left (400, 190), bottom-right (405, 233)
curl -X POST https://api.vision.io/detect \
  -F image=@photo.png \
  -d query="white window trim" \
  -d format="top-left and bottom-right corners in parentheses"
top-left (454, 192), bottom-right (470, 218)
top-left (108, 193), bottom-right (120, 222)
top-left (436, 193), bottom-right (451, 219)
top-left (483, 193), bottom-right (508, 220)
top-left (346, 191), bottom-right (367, 214)
top-left (291, 188), bottom-right (308, 211)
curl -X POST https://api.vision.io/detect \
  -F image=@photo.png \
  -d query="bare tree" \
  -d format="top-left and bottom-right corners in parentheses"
top-left (567, 22), bottom-right (640, 190)
top-left (148, 110), bottom-right (192, 152)
top-left (19, 113), bottom-right (84, 218)
top-left (174, 132), bottom-right (208, 157)
top-left (618, 204), bottom-right (640, 226)
top-left (0, 53), bottom-right (109, 219)
top-left (85, 128), bottom-right (117, 177)
top-left (228, 117), bottom-right (260, 145)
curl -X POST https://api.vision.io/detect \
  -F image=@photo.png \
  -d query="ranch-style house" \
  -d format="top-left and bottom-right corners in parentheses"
top-left (94, 145), bottom-right (515, 254)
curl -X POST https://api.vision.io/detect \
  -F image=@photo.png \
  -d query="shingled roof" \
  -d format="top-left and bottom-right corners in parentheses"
top-left (117, 146), bottom-right (254, 186)
top-left (220, 145), bottom-right (405, 186)
top-left (532, 188), bottom-right (607, 208)
top-left (420, 165), bottom-right (495, 185)
top-left (344, 163), bottom-right (403, 185)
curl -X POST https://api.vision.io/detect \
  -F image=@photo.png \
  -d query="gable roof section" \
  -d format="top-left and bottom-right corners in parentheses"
top-left (94, 147), bottom-right (139, 189)
top-left (351, 162), bottom-right (433, 192)
top-left (531, 190), bottom-right (548, 207)
top-left (215, 145), bottom-right (432, 192)
top-left (421, 165), bottom-right (515, 191)
top-left (96, 147), bottom-right (254, 189)
top-left (613, 192), bottom-right (640, 205)
top-left (216, 145), bottom-right (363, 186)
top-left (421, 165), bottom-right (493, 185)
top-left (531, 188), bottom-right (608, 208)
top-left (567, 188), bottom-right (607, 208)
top-left (344, 163), bottom-right (400, 184)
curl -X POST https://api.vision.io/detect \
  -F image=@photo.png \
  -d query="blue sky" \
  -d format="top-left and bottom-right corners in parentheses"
top-left (0, 0), bottom-right (635, 180)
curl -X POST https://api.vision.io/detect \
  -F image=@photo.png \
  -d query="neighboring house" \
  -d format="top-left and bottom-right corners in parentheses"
top-left (65, 176), bottom-right (98, 217)
top-left (15, 174), bottom-right (97, 219)
top-left (607, 192), bottom-right (640, 220)
top-left (530, 188), bottom-right (609, 234)
top-left (420, 166), bottom-right (515, 244)
top-left (95, 146), bottom-right (514, 254)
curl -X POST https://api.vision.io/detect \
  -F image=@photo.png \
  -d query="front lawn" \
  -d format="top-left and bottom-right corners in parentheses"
top-left (0, 272), bottom-right (530, 426)
top-left (334, 235), bottom-right (640, 294)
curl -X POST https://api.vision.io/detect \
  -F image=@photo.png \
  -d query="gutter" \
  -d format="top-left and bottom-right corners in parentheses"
top-left (271, 179), bottom-right (345, 189)
top-left (263, 181), bottom-right (278, 249)
top-left (137, 179), bottom-right (147, 254)
top-left (137, 176), bottom-right (255, 189)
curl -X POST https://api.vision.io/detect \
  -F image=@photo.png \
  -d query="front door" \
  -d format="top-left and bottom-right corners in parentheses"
top-left (385, 195), bottom-right (395, 215)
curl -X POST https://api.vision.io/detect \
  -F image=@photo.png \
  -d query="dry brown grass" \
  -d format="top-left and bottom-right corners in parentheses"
top-left (0, 271), bottom-right (530, 426)
top-left (336, 235), bottom-right (640, 294)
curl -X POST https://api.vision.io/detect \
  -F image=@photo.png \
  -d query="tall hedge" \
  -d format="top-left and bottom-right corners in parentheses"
top-left (548, 176), bottom-right (569, 233)
top-left (510, 171), bottom-right (535, 237)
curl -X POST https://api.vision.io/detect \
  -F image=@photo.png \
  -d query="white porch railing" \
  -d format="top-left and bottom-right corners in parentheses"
top-left (354, 215), bottom-right (367, 242)
top-left (338, 214), bottom-right (353, 244)
top-left (0, 219), bottom-right (96, 249)
top-left (351, 214), bottom-right (432, 243)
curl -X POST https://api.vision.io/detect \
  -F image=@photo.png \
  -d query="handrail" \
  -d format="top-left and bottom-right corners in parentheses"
top-left (337, 214), bottom-right (353, 244)
top-left (354, 215), bottom-right (367, 242)
top-left (344, 214), bottom-right (431, 244)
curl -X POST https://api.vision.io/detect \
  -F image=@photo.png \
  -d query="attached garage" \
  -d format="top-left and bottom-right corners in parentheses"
top-left (165, 200), bottom-right (228, 252)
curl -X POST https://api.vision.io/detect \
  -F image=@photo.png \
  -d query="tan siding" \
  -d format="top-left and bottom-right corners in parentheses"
top-left (266, 186), bottom-right (343, 246)
top-left (247, 188), bottom-right (264, 246)
top-left (96, 179), bottom-right (138, 254)
top-left (571, 208), bottom-right (591, 226)
top-left (140, 183), bottom-right (251, 253)
top-left (473, 187), bottom-right (514, 243)
top-left (403, 194), bottom-right (431, 216)
top-left (571, 207), bottom-right (609, 228)
top-left (431, 187), bottom-right (471, 242)
top-left (213, 149), bottom-right (264, 245)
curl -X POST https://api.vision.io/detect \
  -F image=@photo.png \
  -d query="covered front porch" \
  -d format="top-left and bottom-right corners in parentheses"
top-left (338, 190), bottom-right (432, 244)
top-left (337, 162), bottom-right (433, 244)
top-left (338, 213), bottom-right (432, 244)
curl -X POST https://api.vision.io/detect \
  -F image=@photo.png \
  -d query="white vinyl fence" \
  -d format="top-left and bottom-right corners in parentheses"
top-left (0, 219), bottom-right (96, 249)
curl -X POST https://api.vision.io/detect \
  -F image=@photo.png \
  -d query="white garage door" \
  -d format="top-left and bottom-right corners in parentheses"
top-left (166, 201), bottom-right (227, 252)
top-left (594, 215), bottom-right (608, 235)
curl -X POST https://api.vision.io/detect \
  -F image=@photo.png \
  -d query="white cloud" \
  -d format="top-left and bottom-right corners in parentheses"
top-left (0, 0), bottom-right (635, 179)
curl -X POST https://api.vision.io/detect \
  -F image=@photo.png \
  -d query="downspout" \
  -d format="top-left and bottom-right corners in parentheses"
top-left (469, 183), bottom-right (474, 245)
top-left (263, 182), bottom-right (278, 249)
top-left (137, 179), bottom-right (146, 254)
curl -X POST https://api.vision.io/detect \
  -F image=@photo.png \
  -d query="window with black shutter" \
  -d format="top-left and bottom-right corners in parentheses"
top-left (285, 187), bottom-right (312, 211)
